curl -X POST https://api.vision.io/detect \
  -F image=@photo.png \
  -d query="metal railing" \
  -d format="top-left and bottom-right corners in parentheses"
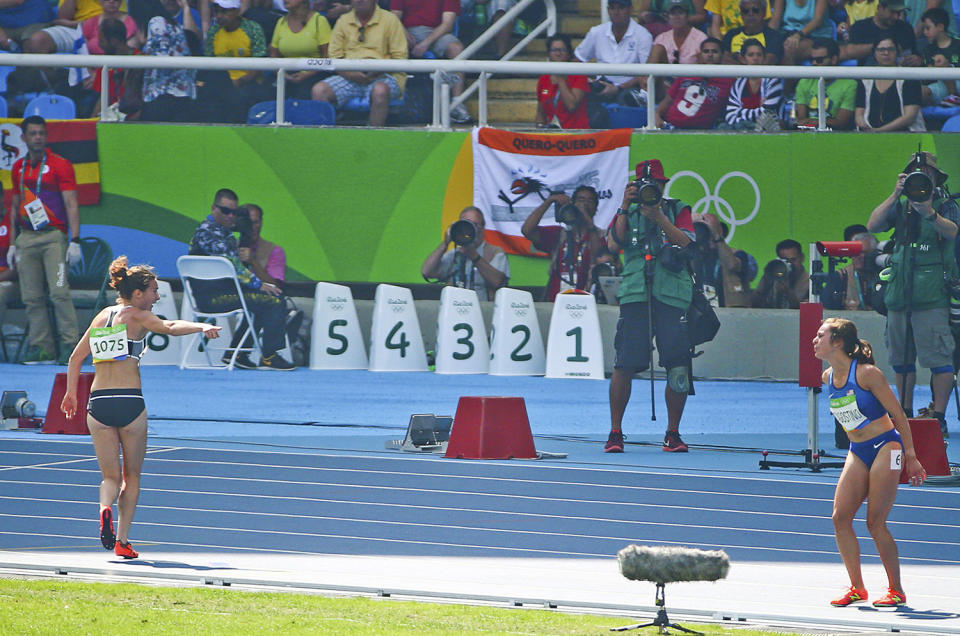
top-left (3, 53), bottom-right (960, 130)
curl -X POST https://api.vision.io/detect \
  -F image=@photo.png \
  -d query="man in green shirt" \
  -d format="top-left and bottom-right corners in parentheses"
top-left (794, 38), bottom-right (857, 130)
top-left (605, 159), bottom-right (697, 453)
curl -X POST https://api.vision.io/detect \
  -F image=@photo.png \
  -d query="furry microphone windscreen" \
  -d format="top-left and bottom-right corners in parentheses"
top-left (618, 545), bottom-right (730, 584)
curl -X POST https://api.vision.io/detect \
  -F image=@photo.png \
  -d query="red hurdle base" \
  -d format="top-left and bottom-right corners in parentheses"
top-left (900, 418), bottom-right (951, 483)
top-left (42, 372), bottom-right (94, 435)
top-left (444, 396), bottom-right (537, 460)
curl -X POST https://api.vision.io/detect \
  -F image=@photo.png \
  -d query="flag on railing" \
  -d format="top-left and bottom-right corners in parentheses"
top-left (472, 127), bottom-right (631, 256)
top-left (0, 119), bottom-right (100, 206)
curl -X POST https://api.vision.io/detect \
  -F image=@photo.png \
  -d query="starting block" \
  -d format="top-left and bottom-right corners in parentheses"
top-left (42, 372), bottom-right (94, 435)
top-left (435, 286), bottom-right (489, 374)
top-left (140, 280), bottom-right (182, 366)
top-left (369, 284), bottom-right (428, 372)
top-left (900, 418), bottom-right (953, 483)
top-left (385, 413), bottom-right (453, 452)
top-left (488, 287), bottom-right (545, 376)
top-left (310, 282), bottom-right (368, 369)
top-left (444, 396), bottom-right (537, 459)
top-left (545, 290), bottom-right (604, 380)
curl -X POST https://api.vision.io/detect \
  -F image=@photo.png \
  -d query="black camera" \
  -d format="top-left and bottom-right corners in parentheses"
top-left (233, 206), bottom-right (254, 248)
top-left (765, 257), bottom-right (793, 279)
top-left (659, 243), bottom-right (693, 272)
top-left (864, 239), bottom-right (895, 272)
top-left (555, 202), bottom-right (580, 225)
top-left (450, 219), bottom-right (478, 246)
top-left (903, 170), bottom-right (934, 202)
top-left (631, 177), bottom-right (663, 206)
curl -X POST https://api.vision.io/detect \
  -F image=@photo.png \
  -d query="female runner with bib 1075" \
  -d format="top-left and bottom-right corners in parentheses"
top-left (814, 317), bottom-right (926, 608)
top-left (61, 257), bottom-right (221, 559)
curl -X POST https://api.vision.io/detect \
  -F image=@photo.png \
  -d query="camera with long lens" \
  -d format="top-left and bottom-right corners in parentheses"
top-left (449, 219), bottom-right (478, 246)
top-left (631, 177), bottom-right (663, 206)
top-left (903, 170), bottom-right (934, 202)
top-left (863, 239), bottom-right (895, 272)
top-left (232, 206), bottom-right (254, 248)
top-left (765, 257), bottom-right (793, 279)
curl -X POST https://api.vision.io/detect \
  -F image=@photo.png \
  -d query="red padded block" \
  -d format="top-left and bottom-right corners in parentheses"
top-left (798, 302), bottom-right (823, 388)
top-left (900, 418), bottom-right (951, 483)
top-left (42, 372), bottom-right (94, 435)
top-left (444, 396), bottom-right (537, 460)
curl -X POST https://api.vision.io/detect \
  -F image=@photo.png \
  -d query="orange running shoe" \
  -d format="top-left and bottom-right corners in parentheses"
top-left (99, 507), bottom-right (115, 550)
top-left (114, 540), bottom-right (139, 559)
top-left (873, 588), bottom-right (906, 607)
top-left (831, 586), bottom-right (868, 607)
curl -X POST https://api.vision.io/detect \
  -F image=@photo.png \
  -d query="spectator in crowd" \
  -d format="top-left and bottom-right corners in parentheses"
top-left (722, 38), bottom-right (783, 130)
top-left (8, 116), bottom-right (81, 366)
top-left (752, 257), bottom-right (799, 308)
top-left (905, 0), bottom-right (958, 39)
top-left (82, 0), bottom-right (136, 55)
top-left (0, 209), bottom-right (19, 347)
top-left (855, 36), bottom-right (925, 130)
top-left (692, 212), bottom-right (757, 307)
top-left (777, 237), bottom-right (809, 302)
top-left (535, 34), bottom-right (589, 129)
top-left (22, 0), bottom-right (101, 54)
top-left (921, 8), bottom-right (959, 65)
top-left (922, 49), bottom-right (959, 107)
top-left (160, 0), bottom-right (201, 35)
top-left (90, 17), bottom-right (138, 118)
top-left (392, 0), bottom-right (471, 123)
top-left (844, 223), bottom-right (869, 240)
top-left (575, 0), bottom-right (654, 107)
top-left (637, 0), bottom-right (707, 37)
top-left (794, 38), bottom-right (857, 129)
top-left (655, 37), bottom-right (735, 128)
top-left (843, 0), bottom-right (919, 64)
top-left (130, 0), bottom-right (196, 122)
top-left (484, 0), bottom-right (518, 58)
top-left (204, 0), bottom-right (272, 109)
top-left (770, 0), bottom-right (832, 64)
top-left (839, 0), bottom-right (877, 38)
top-left (605, 159), bottom-right (696, 454)
top-left (841, 231), bottom-right (880, 311)
top-left (867, 151), bottom-right (957, 437)
top-left (189, 188), bottom-right (296, 370)
top-left (311, 0), bottom-right (408, 127)
top-left (0, 0), bottom-right (53, 52)
top-left (648, 0), bottom-right (708, 64)
top-left (521, 186), bottom-right (606, 301)
top-left (707, 0), bottom-right (772, 38)
top-left (721, 0), bottom-right (783, 63)
top-left (242, 203), bottom-right (286, 285)
top-left (269, 0), bottom-right (332, 99)
top-left (421, 206), bottom-right (509, 301)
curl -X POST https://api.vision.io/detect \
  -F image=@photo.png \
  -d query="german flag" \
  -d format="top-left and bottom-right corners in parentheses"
top-left (0, 118), bottom-right (100, 207)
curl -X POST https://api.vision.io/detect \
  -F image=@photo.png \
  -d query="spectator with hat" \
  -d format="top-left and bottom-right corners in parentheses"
top-left (648, 0), bottom-right (708, 64)
top-left (204, 0), bottom-right (272, 109)
top-left (574, 0), bottom-right (654, 107)
top-left (720, 0), bottom-right (783, 63)
top-left (843, 0), bottom-right (920, 65)
top-left (310, 0), bottom-right (409, 127)
top-left (605, 159), bottom-right (697, 454)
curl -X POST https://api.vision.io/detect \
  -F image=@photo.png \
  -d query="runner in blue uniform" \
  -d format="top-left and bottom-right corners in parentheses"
top-left (61, 256), bottom-right (220, 559)
top-left (814, 317), bottom-right (926, 608)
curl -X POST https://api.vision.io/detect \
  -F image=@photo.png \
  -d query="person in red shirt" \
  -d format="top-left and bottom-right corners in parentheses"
top-left (536, 34), bottom-right (589, 129)
top-left (654, 37), bottom-right (735, 129)
top-left (8, 115), bottom-right (82, 365)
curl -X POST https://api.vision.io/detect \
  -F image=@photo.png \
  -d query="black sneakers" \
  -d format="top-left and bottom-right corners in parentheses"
top-left (663, 430), bottom-right (689, 452)
top-left (604, 430), bottom-right (624, 453)
top-left (221, 352), bottom-right (258, 370)
top-left (259, 354), bottom-right (296, 371)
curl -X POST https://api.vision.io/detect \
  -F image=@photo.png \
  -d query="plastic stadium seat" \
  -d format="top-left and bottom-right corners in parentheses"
top-left (247, 99), bottom-right (336, 125)
top-left (604, 103), bottom-right (646, 128)
top-left (0, 97), bottom-right (7, 118)
top-left (942, 113), bottom-right (960, 132)
top-left (24, 94), bottom-right (76, 119)
top-left (0, 63), bottom-right (13, 94)
top-left (342, 94), bottom-right (405, 111)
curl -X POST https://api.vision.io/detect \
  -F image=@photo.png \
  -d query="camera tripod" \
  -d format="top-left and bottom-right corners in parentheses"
top-left (611, 583), bottom-right (701, 635)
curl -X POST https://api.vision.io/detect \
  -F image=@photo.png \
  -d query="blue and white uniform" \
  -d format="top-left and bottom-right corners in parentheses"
top-left (828, 359), bottom-right (902, 468)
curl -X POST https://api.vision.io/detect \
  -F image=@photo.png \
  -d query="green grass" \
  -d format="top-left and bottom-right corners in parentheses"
top-left (0, 578), bottom-right (807, 635)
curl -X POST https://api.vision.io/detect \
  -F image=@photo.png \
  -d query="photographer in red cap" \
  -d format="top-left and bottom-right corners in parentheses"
top-left (606, 159), bottom-right (696, 452)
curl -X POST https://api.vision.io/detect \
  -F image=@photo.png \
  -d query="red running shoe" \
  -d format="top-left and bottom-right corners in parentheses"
top-left (831, 586), bottom-right (868, 607)
top-left (604, 430), bottom-right (624, 453)
top-left (663, 431), bottom-right (689, 452)
top-left (99, 507), bottom-right (115, 550)
top-left (114, 540), bottom-right (139, 559)
top-left (873, 588), bottom-right (906, 607)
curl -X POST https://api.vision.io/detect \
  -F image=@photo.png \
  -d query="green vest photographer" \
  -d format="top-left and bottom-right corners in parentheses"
top-left (867, 151), bottom-right (958, 439)
top-left (604, 159), bottom-right (697, 454)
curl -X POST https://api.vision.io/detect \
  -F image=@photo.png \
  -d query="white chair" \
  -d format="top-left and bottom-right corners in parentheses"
top-left (176, 255), bottom-right (261, 370)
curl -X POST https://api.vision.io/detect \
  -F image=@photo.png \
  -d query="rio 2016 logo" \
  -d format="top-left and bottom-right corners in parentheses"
top-left (664, 171), bottom-right (760, 242)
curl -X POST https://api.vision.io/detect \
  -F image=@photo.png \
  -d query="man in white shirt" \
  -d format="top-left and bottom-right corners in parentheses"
top-left (574, 0), bottom-right (654, 105)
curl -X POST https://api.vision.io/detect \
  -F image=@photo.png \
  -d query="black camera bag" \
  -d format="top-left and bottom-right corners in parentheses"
top-left (687, 285), bottom-right (721, 346)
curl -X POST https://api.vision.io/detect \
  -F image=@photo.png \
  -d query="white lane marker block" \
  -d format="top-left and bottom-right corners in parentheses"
top-left (488, 287), bottom-right (545, 376)
top-left (435, 286), bottom-right (489, 374)
top-left (545, 290), bottom-right (604, 380)
top-left (369, 284), bottom-right (428, 372)
top-left (310, 282), bottom-right (368, 370)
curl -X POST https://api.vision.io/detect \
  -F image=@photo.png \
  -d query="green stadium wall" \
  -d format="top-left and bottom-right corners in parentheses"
top-left (86, 125), bottom-right (960, 285)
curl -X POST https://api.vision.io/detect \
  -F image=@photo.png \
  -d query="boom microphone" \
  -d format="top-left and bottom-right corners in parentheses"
top-left (618, 545), bottom-right (730, 584)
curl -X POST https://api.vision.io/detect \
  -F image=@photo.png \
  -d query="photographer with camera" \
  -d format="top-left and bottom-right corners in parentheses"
top-left (866, 151), bottom-right (958, 439)
top-left (521, 185), bottom-right (606, 302)
top-left (605, 159), bottom-right (696, 453)
top-left (421, 206), bottom-right (509, 301)
top-left (188, 188), bottom-right (295, 370)
top-left (691, 212), bottom-right (757, 307)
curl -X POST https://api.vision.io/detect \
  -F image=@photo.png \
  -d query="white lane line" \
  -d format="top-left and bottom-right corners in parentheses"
top-left (0, 490), bottom-right (953, 532)
top-left (0, 457), bottom-right (99, 472)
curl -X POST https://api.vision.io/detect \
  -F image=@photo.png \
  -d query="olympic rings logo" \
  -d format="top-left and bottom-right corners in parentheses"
top-left (663, 171), bottom-right (761, 242)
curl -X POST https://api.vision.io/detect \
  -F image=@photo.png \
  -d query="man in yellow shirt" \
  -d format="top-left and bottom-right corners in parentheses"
top-left (310, 0), bottom-right (409, 126)
top-left (706, 0), bottom-right (771, 37)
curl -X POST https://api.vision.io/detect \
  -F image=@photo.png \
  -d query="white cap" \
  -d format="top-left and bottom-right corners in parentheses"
top-left (213, 0), bottom-right (241, 9)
